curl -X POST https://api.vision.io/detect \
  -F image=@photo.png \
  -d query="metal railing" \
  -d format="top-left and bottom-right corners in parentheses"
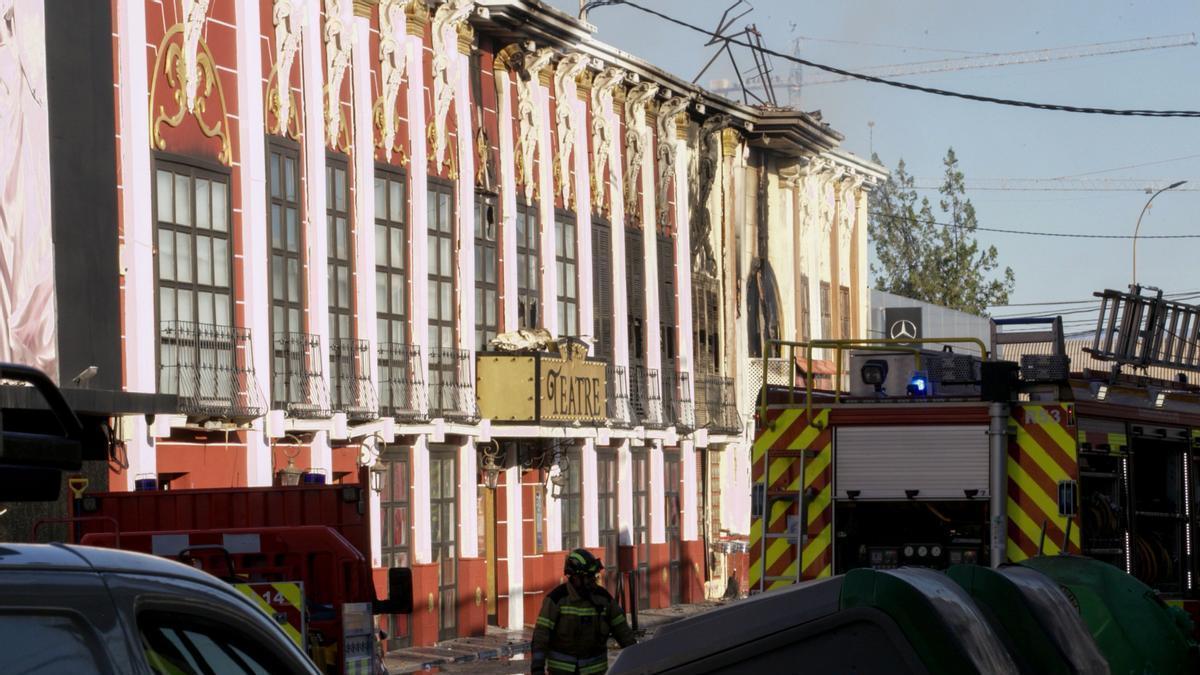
top-left (662, 367), bottom-right (681, 428)
top-left (696, 374), bottom-right (740, 434)
top-left (630, 364), bottom-right (648, 424)
top-left (160, 321), bottom-right (266, 420)
top-left (330, 338), bottom-right (379, 422)
top-left (271, 332), bottom-right (332, 419)
top-left (378, 342), bottom-right (427, 421)
top-left (644, 367), bottom-right (664, 428)
top-left (429, 348), bottom-right (476, 421)
top-left (606, 364), bottom-right (633, 426)
top-left (677, 371), bottom-right (696, 430)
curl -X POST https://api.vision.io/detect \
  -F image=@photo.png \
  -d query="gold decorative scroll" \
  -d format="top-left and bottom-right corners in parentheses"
top-left (149, 24), bottom-right (233, 165)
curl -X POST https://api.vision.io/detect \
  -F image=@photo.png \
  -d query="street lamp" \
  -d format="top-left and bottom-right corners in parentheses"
top-left (1133, 180), bottom-right (1187, 286)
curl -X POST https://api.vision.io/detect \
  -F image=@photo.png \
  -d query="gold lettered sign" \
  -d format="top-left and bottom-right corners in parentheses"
top-left (539, 341), bottom-right (607, 423)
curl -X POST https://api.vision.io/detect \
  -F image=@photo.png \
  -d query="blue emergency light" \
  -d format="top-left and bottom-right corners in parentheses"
top-left (907, 372), bottom-right (930, 397)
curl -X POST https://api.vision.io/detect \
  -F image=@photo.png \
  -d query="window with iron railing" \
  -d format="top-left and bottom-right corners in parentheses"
top-left (516, 201), bottom-right (539, 330)
top-left (428, 181), bottom-right (456, 408)
top-left (155, 162), bottom-right (233, 395)
top-left (267, 143), bottom-right (303, 343)
top-left (693, 274), bottom-right (720, 375)
top-left (605, 364), bottom-right (632, 425)
top-left (327, 158), bottom-right (354, 411)
top-left (376, 171), bottom-right (407, 347)
top-left (475, 194), bottom-right (500, 348)
top-left (593, 220), bottom-right (614, 362)
top-left (555, 212), bottom-right (578, 337)
top-left (378, 342), bottom-right (425, 419)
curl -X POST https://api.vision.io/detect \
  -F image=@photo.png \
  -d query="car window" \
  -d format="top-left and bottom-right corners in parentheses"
top-left (0, 613), bottom-right (108, 674)
top-left (138, 611), bottom-right (280, 675)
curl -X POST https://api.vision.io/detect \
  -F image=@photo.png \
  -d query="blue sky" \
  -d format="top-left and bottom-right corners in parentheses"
top-left (550, 0), bottom-right (1200, 326)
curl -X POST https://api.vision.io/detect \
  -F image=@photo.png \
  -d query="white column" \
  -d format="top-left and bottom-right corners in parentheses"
top-left (496, 70), bottom-right (519, 332)
top-left (582, 438), bottom-right (599, 548)
top-left (616, 439), bottom-right (634, 546)
top-left (455, 49), bottom-right (476, 352)
top-left (301, 0), bottom-right (332, 474)
top-left (641, 148), bottom-right (661, 376)
top-left (650, 440), bottom-right (665, 544)
top-left (459, 439), bottom-right (479, 558)
top-left (608, 105), bottom-right (630, 372)
top-left (856, 190), bottom-right (870, 339)
top-left (352, 16), bottom-right (379, 389)
top-left (673, 133), bottom-right (695, 406)
top-left (236, 0), bottom-right (272, 487)
top-left (116, 0), bottom-right (155, 489)
top-left (574, 95), bottom-right (593, 344)
top-left (413, 436), bottom-right (433, 563)
top-left (406, 32), bottom-right (430, 402)
top-left (681, 439), bottom-right (697, 540)
top-left (505, 463), bottom-right (525, 628)
top-left (538, 81), bottom-right (558, 335)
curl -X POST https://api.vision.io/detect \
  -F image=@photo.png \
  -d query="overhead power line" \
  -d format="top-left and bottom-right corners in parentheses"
top-left (912, 178), bottom-right (1200, 192)
top-left (587, 1), bottom-right (1200, 117)
top-left (873, 213), bottom-right (1200, 239)
top-left (800, 34), bottom-right (1198, 86)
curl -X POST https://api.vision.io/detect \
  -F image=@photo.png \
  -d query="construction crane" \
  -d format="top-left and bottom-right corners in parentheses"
top-left (711, 33), bottom-right (1196, 105)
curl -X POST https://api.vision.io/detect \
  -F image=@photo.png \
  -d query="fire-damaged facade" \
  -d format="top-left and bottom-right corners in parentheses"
top-left (2, 0), bottom-right (884, 648)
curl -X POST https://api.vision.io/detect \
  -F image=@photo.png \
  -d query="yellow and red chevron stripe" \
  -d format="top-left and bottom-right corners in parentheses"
top-left (750, 408), bottom-right (832, 591)
top-left (1076, 429), bottom-right (1128, 455)
top-left (1007, 404), bottom-right (1081, 562)
top-left (235, 581), bottom-right (306, 648)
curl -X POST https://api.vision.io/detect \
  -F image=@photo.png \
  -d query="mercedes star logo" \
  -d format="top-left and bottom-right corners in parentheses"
top-left (889, 319), bottom-right (918, 340)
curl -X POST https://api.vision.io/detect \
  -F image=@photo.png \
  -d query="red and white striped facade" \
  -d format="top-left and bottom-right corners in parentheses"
top-left (105, 0), bottom-right (883, 646)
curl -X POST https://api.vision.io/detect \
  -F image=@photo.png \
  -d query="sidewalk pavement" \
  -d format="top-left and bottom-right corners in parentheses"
top-left (384, 600), bottom-right (731, 674)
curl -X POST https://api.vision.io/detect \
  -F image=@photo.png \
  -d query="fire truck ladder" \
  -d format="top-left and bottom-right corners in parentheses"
top-left (1088, 286), bottom-right (1200, 374)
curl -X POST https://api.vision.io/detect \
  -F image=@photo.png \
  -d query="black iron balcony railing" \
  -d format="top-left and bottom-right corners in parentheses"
top-left (606, 364), bottom-right (633, 426)
top-left (159, 321), bottom-right (266, 421)
top-left (643, 367), bottom-right (664, 428)
top-left (672, 367), bottom-right (700, 429)
top-left (629, 364), bottom-right (647, 425)
top-left (271, 332), bottom-right (332, 419)
top-left (696, 374), bottom-right (740, 434)
top-left (662, 367), bottom-right (678, 427)
top-left (429, 348), bottom-right (476, 421)
top-left (378, 342), bottom-right (427, 421)
top-left (330, 338), bottom-right (379, 422)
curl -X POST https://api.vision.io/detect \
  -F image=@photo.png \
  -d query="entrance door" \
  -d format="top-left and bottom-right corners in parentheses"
top-left (597, 449), bottom-right (620, 594)
top-left (632, 450), bottom-right (650, 610)
top-left (429, 448), bottom-right (458, 641)
top-left (664, 450), bottom-right (682, 605)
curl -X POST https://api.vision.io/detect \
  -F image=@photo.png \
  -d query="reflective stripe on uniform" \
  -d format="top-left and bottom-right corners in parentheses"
top-left (547, 658), bottom-right (577, 672)
top-left (537, 616), bottom-right (556, 629)
top-left (580, 661), bottom-right (608, 675)
top-left (559, 606), bottom-right (600, 616)
top-left (609, 613), bottom-right (625, 626)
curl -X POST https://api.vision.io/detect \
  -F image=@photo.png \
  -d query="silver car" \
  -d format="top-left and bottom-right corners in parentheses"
top-left (0, 542), bottom-right (319, 674)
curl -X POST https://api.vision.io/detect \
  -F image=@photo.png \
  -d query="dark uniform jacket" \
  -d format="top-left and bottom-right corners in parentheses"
top-left (531, 581), bottom-right (636, 674)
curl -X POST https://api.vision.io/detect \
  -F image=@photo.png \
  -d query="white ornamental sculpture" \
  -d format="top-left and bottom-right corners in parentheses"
top-left (655, 94), bottom-right (691, 226)
top-left (623, 81), bottom-right (658, 217)
top-left (589, 66), bottom-right (625, 213)
top-left (324, 0), bottom-right (354, 148)
top-left (271, 0), bottom-right (304, 137)
top-left (376, 0), bottom-right (411, 160)
top-left (180, 0), bottom-right (212, 111)
top-left (429, 0), bottom-right (473, 171)
top-left (516, 47), bottom-right (554, 203)
top-left (553, 53), bottom-right (588, 208)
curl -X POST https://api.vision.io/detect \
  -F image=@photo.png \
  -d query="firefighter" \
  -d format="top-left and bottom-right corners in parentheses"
top-left (531, 548), bottom-right (636, 674)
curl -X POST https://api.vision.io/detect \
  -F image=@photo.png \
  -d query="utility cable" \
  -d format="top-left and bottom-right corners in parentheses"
top-left (585, 1), bottom-right (1200, 118)
top-left (873, 212), bottom-right (1200, 239)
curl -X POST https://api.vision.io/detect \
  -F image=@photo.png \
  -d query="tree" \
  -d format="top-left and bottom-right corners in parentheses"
top-left (869, 148), bottom-right (1014, 315)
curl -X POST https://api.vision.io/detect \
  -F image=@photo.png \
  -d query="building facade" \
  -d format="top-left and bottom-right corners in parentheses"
top-left (62, 0), bottom-right (884, 647)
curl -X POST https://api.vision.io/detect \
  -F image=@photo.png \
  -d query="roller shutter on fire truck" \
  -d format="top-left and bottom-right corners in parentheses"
top-left (835, 426), bottom-right (990, 500)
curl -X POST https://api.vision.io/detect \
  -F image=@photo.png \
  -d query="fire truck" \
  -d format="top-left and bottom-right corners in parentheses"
top-left (749, 289), bottom-right (1200, 642)
top-left (69, 476), bottom-right (412, 675)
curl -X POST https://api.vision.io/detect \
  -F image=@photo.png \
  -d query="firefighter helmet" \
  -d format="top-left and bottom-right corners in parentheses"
top-left (564, 548), bottom-right (604, 577)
